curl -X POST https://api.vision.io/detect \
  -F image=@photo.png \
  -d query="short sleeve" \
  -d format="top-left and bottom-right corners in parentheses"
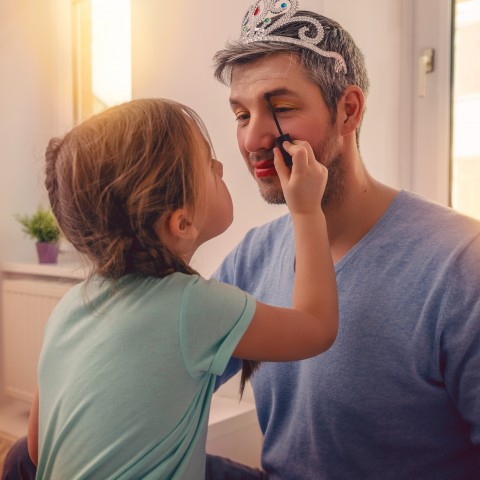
top-left (179, 276), bottom-right (256, 377)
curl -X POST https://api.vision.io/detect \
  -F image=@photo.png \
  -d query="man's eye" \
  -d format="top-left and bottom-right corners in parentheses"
top-left (274, 107), bottom-right (292, 113)
top-left (235, 113), bottom-right (250, 121)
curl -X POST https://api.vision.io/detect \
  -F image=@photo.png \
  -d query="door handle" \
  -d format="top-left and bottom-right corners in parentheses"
top-left (419, 48), bottom-right (435, 97)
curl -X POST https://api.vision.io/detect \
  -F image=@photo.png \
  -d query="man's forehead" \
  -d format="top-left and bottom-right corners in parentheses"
top-left (229, 56), bottom-right (311, 104)
top-left (230, 53), bottom-right (301, 83)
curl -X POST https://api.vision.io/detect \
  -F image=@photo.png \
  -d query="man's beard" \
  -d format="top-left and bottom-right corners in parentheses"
top-left (255, 138), bottom-right (345, 207)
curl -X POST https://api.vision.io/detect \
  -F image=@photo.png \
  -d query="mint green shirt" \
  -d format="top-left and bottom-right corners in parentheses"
top-left (36, 273), bottom-right (255, 479)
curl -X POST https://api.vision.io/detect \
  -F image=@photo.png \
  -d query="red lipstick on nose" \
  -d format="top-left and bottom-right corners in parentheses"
top-left (264, 93), bottom-right (293, 167)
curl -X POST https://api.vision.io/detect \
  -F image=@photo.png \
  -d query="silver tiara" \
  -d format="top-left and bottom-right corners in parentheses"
top-left (240, 0), bottom-right (347, 74)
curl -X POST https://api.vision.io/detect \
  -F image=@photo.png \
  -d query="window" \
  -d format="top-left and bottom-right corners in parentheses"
top-left (72, 0), bottom-right (132, 123)
top-left (451, 0), bottom-right (480, 219)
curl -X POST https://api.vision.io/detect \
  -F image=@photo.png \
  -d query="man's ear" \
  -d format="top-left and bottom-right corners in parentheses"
top-left (337, 85), bottom-right (364, 136)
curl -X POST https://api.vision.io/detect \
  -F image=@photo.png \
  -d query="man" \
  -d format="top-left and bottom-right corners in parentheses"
top-left (210, 0), bottom-right (480, 479)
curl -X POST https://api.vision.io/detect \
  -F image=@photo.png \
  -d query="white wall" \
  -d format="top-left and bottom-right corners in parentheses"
top-left (0, 0), bottom-right (73, 265)
top-left (0, 1), bottom-right (52, 264)
top-left (131, 0), bottom-right (406, 277)
top-left (323, 0), bottom-right (405, 188)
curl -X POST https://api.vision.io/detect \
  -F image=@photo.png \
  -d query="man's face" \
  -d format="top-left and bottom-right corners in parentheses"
top-left (229, 53), bottom-right (344, 206)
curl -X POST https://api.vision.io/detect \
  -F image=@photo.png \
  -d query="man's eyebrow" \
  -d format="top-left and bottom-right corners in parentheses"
top-left (229, 98), bottom-right (242, 108)
top-left (229, 88), bottom-right (299, 107)
top-left (263, 88), bottom-right (297, 98)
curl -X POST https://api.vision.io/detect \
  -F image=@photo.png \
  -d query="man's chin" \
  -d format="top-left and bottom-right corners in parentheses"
top-left (258, 186), bottom-right (286, 205)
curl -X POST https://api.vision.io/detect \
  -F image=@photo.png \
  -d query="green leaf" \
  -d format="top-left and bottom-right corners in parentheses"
top-left (14, 207), bottom-right (61, 243)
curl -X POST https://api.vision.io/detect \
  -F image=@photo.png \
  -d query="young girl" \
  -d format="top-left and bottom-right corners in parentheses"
top-left (28, 98), bottom-right (338, 479)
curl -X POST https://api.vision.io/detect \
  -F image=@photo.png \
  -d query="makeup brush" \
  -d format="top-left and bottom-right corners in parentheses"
top-left (264, 93), bottom-right (293, 167)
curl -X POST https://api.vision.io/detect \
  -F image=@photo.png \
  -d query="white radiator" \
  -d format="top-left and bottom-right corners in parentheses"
top-left (2, 279), bottom-right (74, 403)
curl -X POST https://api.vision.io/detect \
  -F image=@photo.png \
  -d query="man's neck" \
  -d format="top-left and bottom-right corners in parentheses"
top-left (324, 169), bottom-right (398, 264)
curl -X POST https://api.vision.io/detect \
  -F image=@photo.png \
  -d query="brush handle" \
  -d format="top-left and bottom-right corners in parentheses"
top-left (275, 133), bottom-right (293, 167)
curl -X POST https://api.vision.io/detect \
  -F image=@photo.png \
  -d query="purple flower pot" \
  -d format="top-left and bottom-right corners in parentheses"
top-left (36, 242), bottom-right (59, 264)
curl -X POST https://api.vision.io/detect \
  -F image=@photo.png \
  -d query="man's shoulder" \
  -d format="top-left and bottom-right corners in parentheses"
top-left (212, 213), bottom-right (293, 285)
top-left (383, 191), bottom-right (480, 273)
top-left (242, 212), bottom-right (292, 241)
top-left (396, 190), bottom-right (480, 237)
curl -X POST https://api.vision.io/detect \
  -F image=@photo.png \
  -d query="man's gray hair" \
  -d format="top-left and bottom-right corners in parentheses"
top-left (213, 11), bottom-right (370, 145)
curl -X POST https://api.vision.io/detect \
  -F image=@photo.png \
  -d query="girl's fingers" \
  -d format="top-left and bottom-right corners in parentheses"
top-left (282, 141), bottom-right (309, 174)
top-left (276, 139), bottom-right (328, 212)
top-left (273, 147), bottom-right (290, 186)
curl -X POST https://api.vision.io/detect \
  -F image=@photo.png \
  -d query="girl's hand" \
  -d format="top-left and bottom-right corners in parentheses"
top-left (273, 140), bottom-right (328, 214)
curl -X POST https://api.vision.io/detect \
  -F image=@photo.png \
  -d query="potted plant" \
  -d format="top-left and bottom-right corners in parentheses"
top-left (15, 207), bottom-right (62, 264)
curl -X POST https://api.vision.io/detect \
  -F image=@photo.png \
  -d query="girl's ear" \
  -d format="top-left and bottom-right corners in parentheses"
top-left (161, 208), bottom-right (198, 243)
top-left (337, 85), bottom-right (364, 136)
top-left (154, 207), bottom-right (199, 259)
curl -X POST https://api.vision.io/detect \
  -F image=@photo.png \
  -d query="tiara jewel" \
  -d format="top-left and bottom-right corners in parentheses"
top-left (240, 0), bottom-right (347, 74)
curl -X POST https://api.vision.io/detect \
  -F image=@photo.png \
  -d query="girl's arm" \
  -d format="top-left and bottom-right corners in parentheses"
top-left (233, 141), bottom-right (338, 361)
top-left (27, 385), bottom-right (39, 466)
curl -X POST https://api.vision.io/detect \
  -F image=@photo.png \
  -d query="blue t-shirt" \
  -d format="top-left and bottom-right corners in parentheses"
top-left (36, 273), bottom-right (255, 479)
top-left (214, 190), bottom-right (480, 480)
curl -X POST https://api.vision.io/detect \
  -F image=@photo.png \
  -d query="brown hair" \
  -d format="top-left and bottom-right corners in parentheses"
top-left (45, 98), bottom-right (213, 280)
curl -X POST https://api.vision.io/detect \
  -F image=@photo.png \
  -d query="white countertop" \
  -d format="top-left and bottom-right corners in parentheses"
top-left (208, 395), bottom-right (257, 440)
top-left (1, 261), bottom-right (87, 280)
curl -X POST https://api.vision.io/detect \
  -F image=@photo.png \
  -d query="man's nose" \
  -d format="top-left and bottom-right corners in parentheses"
top-left (243, 113), bottom-right (277, 154)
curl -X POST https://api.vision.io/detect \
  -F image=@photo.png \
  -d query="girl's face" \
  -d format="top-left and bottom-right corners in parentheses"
top-left (194, 151), bottom-right (234, 245)
top-left (155, 126), bottom-right (233, 263)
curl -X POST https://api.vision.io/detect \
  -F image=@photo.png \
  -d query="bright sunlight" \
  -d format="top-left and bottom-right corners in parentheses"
top-left (451, 0), bottom-right (480, 219)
